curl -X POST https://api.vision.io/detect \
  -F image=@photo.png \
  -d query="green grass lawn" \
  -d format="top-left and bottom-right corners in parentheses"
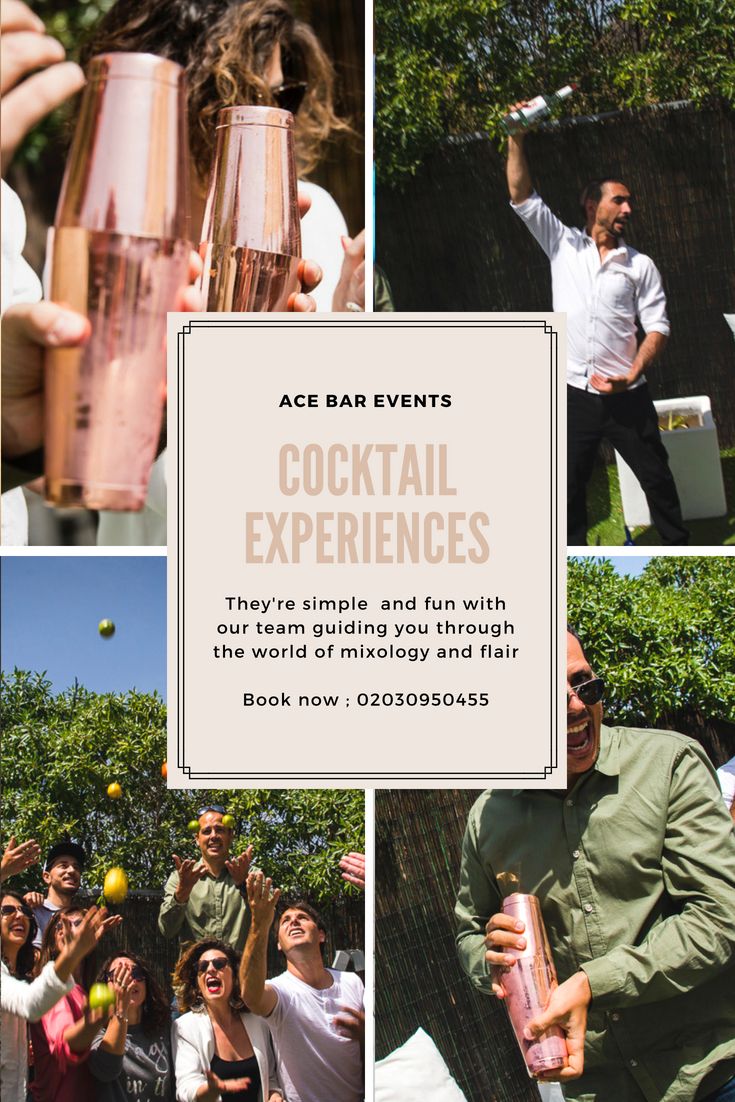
top-left (585, 447), bottom-right (735, 547)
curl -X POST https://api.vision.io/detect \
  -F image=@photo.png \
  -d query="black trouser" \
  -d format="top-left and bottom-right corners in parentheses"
top-left (567, 384), bottom-right (689, 546)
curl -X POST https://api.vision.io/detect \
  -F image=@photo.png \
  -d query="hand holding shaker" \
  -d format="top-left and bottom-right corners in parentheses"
top-left (44, 53), bottom-right (191, 510)
top-left (500, 891), bottom-right (568, 1076)
top-left (199, 105), bottom-right (301, 311)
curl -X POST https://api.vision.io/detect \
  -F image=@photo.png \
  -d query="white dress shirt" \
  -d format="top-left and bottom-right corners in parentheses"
top-left (512, 192), bottom-right (670, 390)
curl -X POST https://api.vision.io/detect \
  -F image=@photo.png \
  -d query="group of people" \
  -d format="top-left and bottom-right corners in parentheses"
top-left (1, 806), bottom-right (366, 1101)
top-left (1, 0), bottom-right (365, 545)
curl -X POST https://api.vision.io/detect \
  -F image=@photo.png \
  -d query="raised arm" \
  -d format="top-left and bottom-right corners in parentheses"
top-left (239, 871), bottom-right (280, 1016)
top-left (506, 125), bottom-right (533, 205)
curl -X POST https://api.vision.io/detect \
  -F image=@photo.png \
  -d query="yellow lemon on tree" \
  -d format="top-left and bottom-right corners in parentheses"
top-left (103, 867), bottom-right (129, 904)
top-left (98, 619), bottom-right (115, 638)
top-left (88, 983), bottom-right (115, 1011)
top-left (107, 782), bottom-right (122, 800)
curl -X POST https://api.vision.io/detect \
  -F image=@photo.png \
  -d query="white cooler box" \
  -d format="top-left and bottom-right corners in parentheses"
top-left (616, 395), bottom-right (727, 525)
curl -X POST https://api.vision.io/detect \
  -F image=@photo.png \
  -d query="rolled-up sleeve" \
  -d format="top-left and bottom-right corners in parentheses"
top-left (455, 803), bottom-right (500, 995)
top-left (158, 870), bottom-right (187, 940)
top-left (635, 256), bottom-right (670, 337)
top-left (582, 743), bottom-right (735, 1007)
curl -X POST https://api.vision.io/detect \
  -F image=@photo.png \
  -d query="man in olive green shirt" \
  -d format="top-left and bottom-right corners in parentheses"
top-left (158, 805), bottom-right (253, 952)
top-left (456, 629), bottom-right (735, 1101)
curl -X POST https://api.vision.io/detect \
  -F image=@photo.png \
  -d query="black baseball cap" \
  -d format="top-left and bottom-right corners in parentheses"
top-left (44, 842), bottom-right (86, 872)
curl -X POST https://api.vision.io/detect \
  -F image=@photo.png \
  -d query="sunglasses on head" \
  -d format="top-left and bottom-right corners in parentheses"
top-left (197, 805), bottom-right (226, 817)
top-left (270, 80), bottom-right (308, 115)
top-left (1, 903), bottom-right (32, 919)
top-left (568, 677), bottom-right (605, 706)
top-left (104, 965), bottom-right (146, 982)
top-left (197, 956), bottom-right (230, 975)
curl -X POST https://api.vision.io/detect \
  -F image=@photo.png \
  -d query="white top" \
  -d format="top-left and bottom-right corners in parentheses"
top-left (265, 968), bottom-right (364, 1102)
top-left (0, 959), bottom-right (74, 1102)
top-left (511, 191), bottom-right (670, 389)
top-left (1, 180), bottom-right (43, 546)
top-left (171, 1007), bottom-right (281, 1102)
top-left (717, 756), bottom-right (735, 809)
top-left (96, 181), bottom-right (348, 546)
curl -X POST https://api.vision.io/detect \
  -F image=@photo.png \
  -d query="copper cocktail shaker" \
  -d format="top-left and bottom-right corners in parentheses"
top-left (199, 105), bottom-right (301, 311)
top-left (500, 892), bottom-right (568, 1076)
top-left (45, 52), bottom-right (191, 511)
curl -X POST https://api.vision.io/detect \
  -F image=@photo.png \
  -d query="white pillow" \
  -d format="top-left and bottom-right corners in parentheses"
top-left (375, 1027), bottom-right (469, 1102)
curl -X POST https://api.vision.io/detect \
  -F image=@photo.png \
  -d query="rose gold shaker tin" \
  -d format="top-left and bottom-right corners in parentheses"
top-left (199, 105), bottom-right (301, 311)
top-left (500, 892), bottom-right (568, 1076)
top-left (45, 52), bottom-right (191, 511)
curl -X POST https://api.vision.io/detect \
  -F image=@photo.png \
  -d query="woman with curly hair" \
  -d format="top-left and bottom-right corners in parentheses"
top-left (89, 950), bottom-right (174, 1101)
top-left (29, 904), bottom-right (115, 1102)
top-left (171, 938), bottom-right (282, 1101)
top-left (1, 895), bottom-right (107, 1102)
top-left (81, 0), bottom-right (363, 312)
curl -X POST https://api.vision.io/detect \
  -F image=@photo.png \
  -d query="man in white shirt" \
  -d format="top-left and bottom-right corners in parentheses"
top-left (506, 124), bottom-right (688, 546)
top-left (241, 871), bottom-right (364, 1102)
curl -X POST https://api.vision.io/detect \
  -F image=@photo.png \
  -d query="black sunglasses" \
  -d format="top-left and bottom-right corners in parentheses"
top-left (197, 956), bottom-right (230, 975)
top-left (271, 80), bottom-right (308, 115)
top-left (1, 903), bottom-right (32, 919)
top-left (104, 965), bottom-right (146, 982)
top-left (567, 677), bottom-right (605, 706)
top-left (197, 805), bottom-right (226, 817)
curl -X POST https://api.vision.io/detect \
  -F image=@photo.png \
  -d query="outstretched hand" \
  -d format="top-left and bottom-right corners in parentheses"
top-left (172, 855), bottom-right (207, 901)
top-left (339, 853), bottom-right (365, 890)
top-left (225, 845), bottom-right (254, 887)
top-left (1, 835), bottom-right (40, 881)
top-left (246, 870), bottom-right (281, 928)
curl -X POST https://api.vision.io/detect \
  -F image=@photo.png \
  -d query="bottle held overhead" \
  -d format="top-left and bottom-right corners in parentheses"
top-left (501, 84), bottom-right (577, 135)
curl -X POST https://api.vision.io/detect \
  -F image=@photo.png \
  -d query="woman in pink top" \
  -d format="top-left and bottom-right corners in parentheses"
top-left (30, 906), bottom-right (107, 1102)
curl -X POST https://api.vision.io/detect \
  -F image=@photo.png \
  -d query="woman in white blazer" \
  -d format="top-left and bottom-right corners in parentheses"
top-left (171, 938), bottom-right (282, 1102)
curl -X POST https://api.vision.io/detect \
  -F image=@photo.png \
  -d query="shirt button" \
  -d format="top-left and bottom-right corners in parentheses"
top-left (572, 849), bottom-right (581, 859)
top-left (584, 903), bottom-right (593, 913)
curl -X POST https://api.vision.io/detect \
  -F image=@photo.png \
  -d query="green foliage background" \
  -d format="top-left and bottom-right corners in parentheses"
top-left (375, 0), bottom-right (735, 184)
top-left (1, 671), bottom-right (364, 903)
top-left (567, 557), bottom-right (735, 731)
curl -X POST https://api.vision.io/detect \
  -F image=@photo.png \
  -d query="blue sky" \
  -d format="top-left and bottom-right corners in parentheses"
top-left (1, 556), bottom-right (166, 698)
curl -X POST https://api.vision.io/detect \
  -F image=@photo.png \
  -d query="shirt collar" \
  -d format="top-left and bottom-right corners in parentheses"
top-left (510, 724), bottom-right (620, 795)
top-left (582, 229), bottom-right (629, 259)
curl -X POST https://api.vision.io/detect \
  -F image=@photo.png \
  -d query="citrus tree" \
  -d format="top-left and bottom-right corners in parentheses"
top-left (376, 0), bottom-right (735, 184)
top-left (1, 669), bottom-right (364, 902)
top-left (567, 557), bottom-right (735, 732)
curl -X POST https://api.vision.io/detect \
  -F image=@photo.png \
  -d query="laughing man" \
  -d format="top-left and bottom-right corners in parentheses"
top-left (456, 627), bottom-right (735, 1100)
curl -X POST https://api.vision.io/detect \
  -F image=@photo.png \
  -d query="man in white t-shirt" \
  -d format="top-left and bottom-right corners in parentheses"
top-left (506, 121), bottom-right (688, 546)
top-left (241, 871), bottom-right (364, 1102)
